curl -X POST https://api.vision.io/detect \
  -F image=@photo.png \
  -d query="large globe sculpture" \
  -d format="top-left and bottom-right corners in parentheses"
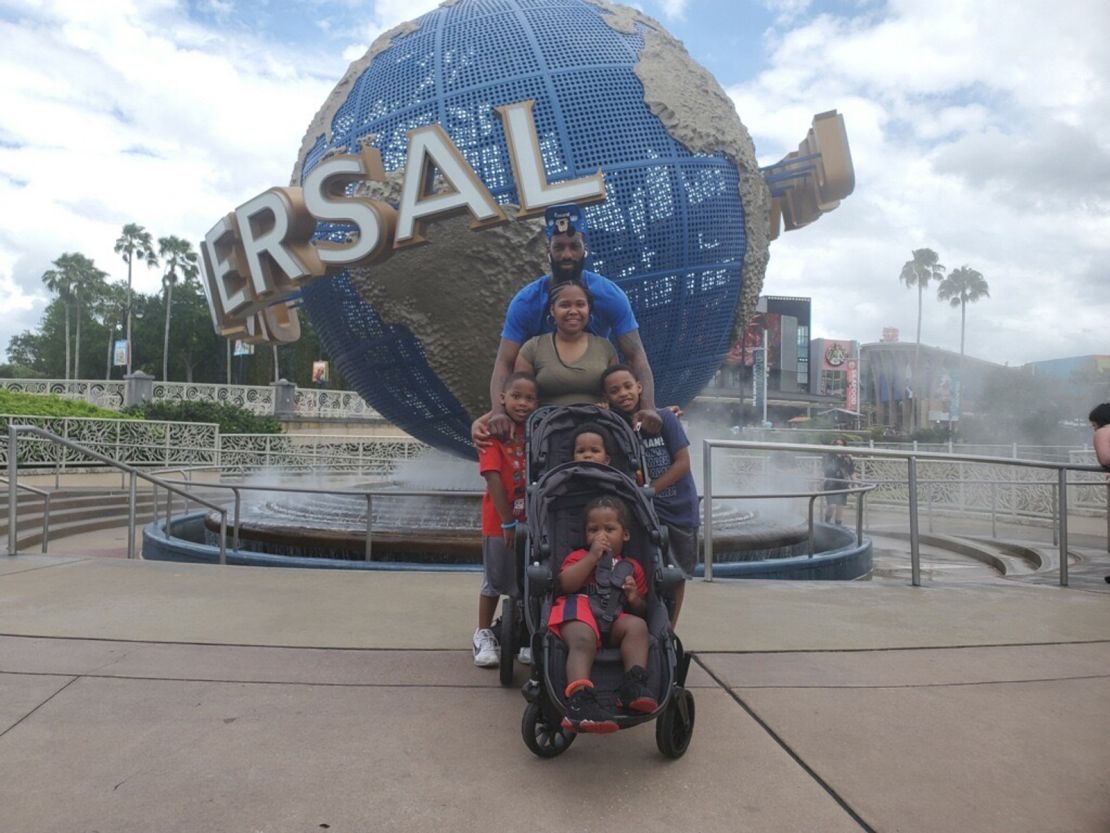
top-left (293, 0), bottom-right (770, 457)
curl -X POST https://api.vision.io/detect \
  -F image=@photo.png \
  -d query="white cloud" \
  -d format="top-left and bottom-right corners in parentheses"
top-left (0, 0), bottom-right (346, 352)
top-left (656, 0), bottom-right (690, 20)
top-left (350, 0), bottom-right (443, 51)
top-left (728, 0), bottom-right (1110, 365)
top-left (1, 0), bottom-right (1106, 373)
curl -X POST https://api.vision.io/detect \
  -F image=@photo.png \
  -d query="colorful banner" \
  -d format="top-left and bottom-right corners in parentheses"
top-left (112, 339), bottom-right (128, 367)
top-left (846, 358), bottom-right (858, 411)
top-left (736, 312), bottom-right (781, 367)
top-left (312, 361), bottom-right (329, 384)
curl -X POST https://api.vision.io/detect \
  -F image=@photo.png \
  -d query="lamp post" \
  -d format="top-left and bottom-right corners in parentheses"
top-left (752, 328), bottom-right (769, 427)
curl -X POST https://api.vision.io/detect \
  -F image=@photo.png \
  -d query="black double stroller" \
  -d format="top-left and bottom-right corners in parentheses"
top-left (496, 405), bottom-right (695, 759)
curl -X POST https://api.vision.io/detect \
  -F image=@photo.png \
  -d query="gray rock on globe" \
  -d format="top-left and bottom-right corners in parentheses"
top-left (294, 0), bottom-right (770, 457)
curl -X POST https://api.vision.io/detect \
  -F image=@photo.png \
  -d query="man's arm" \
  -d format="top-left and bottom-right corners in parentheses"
top-left (616, 329), bottom-right (661, 434)
top-left (486, 338), bottom-right (522, 439)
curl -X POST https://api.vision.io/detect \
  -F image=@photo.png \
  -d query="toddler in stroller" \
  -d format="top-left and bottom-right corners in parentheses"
top-left (519, 430), bottom-right (695, 758)
top-left (548, 493), bottom-right (658, 733)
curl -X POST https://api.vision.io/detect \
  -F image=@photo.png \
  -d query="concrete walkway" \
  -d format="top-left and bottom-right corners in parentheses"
top-left (1, 551), bottom-right (1108, 833)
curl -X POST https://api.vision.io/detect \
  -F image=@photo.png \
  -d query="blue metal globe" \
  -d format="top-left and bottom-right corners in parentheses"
top-left (297, 0), bottom-right (764, 456)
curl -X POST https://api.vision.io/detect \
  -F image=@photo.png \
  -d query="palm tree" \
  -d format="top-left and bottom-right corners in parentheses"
top-left (114, 224), bottom-right (158, 375)
top-left (41, 268), bottom-right (73, 380)
top-left (53, 253), bottom-right (108, 380)
top-left (899, 248), bottom-right (945, 429)
top-left (158, 236), bottom-right (199, 382)
top-left (937, 266), bottom-right (990, 424)
top-left (936, 266), bottom-right (990, 358)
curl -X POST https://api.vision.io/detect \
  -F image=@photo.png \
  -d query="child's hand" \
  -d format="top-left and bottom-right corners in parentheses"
top-left (622, 574), bottom-right (641, 605)
top-left (589, 533), bottom-right (610, 561)
top-left (502, 524), bottom-right (516, 550)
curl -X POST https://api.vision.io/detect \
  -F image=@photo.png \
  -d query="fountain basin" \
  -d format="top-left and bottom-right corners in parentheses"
top-left (144, 511), bottom-right (871, 579)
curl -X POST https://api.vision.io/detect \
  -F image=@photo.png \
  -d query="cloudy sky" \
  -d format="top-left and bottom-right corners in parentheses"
top-left (1, 0), bottom-right (1106, 368)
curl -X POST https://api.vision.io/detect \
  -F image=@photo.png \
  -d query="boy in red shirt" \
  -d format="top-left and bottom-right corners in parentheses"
top-left (473, 373), bottom-right (538, 667)
top-left (548, 494), bottom-right (657, 733)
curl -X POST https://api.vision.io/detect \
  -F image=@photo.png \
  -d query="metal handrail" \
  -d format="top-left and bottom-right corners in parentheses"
top-left (156, 478), bottom-right (483, 560)
top-left (0, 476), bottom-right (52, 553)
top-left (703, 439), bottom-right (1107, 587)
top-left (7, 426), bottom-right (228, 563)
top-left (707, 481), bottom-right (877, 558)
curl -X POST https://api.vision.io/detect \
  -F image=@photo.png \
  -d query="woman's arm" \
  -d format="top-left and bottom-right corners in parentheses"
top-left (514, 353), bottom-right (535, 375)
top-left (488, 338), bottom-right (522, 439)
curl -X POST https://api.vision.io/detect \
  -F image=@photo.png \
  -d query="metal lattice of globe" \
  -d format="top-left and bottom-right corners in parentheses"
top-left (293, 0), bottom-right (770, 457)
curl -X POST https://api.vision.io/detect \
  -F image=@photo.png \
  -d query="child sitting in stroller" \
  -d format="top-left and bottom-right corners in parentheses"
top-left (547, 494), bottom-right (658, 733)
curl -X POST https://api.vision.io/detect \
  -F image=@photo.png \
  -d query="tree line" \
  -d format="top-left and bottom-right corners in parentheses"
top-left (4, 224), bottom-right (342, 389)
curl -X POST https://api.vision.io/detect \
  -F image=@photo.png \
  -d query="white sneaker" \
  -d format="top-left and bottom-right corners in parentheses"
top-left (516, 646), bottom-right (532, 665)
top-left (473, 628), bottom-right (499, 667)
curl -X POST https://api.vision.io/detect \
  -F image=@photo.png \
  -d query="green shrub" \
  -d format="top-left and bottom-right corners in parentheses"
top-left (0, 389), bottom-right (132, 420)
top-left (124, 400), bottom-right (281, 434)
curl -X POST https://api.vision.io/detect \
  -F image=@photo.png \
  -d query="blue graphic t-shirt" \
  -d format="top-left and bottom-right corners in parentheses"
top-left (500, 270), bottom-right (639, 344)
top-left (640, 408), bottom-right (699, 528)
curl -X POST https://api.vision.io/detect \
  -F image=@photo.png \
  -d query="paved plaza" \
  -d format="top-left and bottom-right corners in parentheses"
top-left (1, 540), bottom-right (1108, 833)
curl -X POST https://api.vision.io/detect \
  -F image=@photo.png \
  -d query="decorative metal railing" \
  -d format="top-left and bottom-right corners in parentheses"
top-left (0, 378), bottom-right (384, 421)
top-left (151, 381), bottom-right (275, 415)
top-left (704, 439), bottom-right (1107, 587)
top-left (0, 379), bottom-right (126, 410)
top-left (292, 388), bottom-right (381, 420)
top-left (218, 433), bottom-right (427, 475)
top-left (713, 448), bottom-right (1107, 519)
top-left (0, 415), bottom-right (220, 469)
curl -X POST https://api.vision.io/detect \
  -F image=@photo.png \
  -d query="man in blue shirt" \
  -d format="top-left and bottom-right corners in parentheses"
top-left (483, 204), bottom-right (660, 440)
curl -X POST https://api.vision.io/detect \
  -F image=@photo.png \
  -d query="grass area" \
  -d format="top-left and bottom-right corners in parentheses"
top-left (0, 389), bottom-right (133, 420)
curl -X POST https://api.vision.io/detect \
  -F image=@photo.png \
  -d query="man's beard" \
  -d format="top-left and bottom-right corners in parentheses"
top-left (550, 253), bottom-right (584, 284)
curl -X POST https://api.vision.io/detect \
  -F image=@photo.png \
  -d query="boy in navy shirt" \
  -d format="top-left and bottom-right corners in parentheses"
top-left (602, 365), bottom-right (699, 625)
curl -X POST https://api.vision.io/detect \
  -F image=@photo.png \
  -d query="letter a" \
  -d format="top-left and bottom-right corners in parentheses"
top-left (495, 100), bottom-right (606, 217)
top-left (394, 125), bottom-right (506, 247)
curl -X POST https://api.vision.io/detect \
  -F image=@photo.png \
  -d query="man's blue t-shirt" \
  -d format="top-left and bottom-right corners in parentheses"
top-left (641, 408), bottom-right (700, 529)
top-left (500, 270), bottom-right (639, 344)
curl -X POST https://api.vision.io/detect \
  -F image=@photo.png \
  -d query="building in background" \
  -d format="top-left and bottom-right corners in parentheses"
top-left (1023, 355), bottom-right (1110, 379)
top-left (700, 295), bottom-right (858, 425)
top-left (809, 338), bottom-right (859, 400)
top-left (860, 341), bottom-right (1004, 432)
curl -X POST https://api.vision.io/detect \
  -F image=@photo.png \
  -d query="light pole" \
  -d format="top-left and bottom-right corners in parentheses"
top-left (752, 328), bottom-right (769, 427)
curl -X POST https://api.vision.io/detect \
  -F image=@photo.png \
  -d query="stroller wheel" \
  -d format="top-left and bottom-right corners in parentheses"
top-left (656, 687), bottom-right (695, 759)
top-left (522, 699), bottom-right (575, 758)
top-left (498, 597), bottom-right (515, 687)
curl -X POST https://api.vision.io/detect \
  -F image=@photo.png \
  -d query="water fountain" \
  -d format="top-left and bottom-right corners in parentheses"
top-left (142, 450), bottom-right (871, 579)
